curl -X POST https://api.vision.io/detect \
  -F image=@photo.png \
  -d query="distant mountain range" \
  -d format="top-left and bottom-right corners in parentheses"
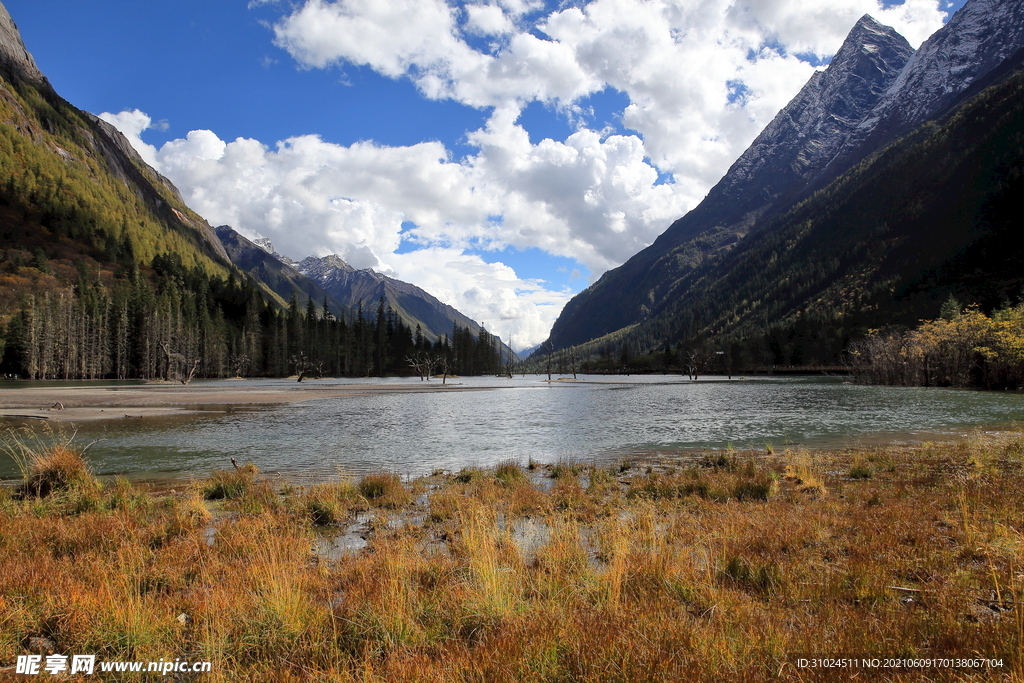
top-left (542, 0), bottom-right (1024, 364)
top-left (217, 226), bottom-right (487, 344)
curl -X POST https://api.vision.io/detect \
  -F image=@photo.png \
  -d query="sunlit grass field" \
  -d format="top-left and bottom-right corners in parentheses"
top-left (1, 428), bottom-right (1021, 681)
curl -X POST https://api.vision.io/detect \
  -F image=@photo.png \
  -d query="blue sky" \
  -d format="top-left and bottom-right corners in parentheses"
top-left (6, 0), bottom-right (963, 349)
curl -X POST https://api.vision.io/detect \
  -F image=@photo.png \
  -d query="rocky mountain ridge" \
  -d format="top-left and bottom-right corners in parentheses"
top-left (239, 234), bottom-right (484, 343)
top-left (817, 0), bottom-right (1024, 188)
top-left (666, 15), bottom-right (914, 251)
top-left (546, 13), bottom-right (915, 349)
top-left (0, 2), bottom-right (42, 83)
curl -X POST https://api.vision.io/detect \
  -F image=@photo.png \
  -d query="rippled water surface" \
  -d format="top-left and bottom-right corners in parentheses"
top-left (2, 375), bottom-right (1022, 480)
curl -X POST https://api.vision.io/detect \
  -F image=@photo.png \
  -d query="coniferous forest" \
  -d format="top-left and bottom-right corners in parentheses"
top-left (0, 252), bottom-right (504, 380)
top-left (1, 1), bottom-right (1022, 387)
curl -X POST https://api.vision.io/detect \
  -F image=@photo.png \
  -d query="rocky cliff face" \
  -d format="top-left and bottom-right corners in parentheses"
top-left (297, 254), bottom-right (356, 280)
top-left (820, 0), bottom-right (1024, 185)
top-left (0, 2), bottom-right (42, 83)
top-left (677, 15), bottom-right (913, 248)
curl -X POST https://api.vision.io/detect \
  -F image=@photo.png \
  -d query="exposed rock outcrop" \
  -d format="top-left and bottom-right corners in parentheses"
top-left (0, 2), bottom-right (43, 83)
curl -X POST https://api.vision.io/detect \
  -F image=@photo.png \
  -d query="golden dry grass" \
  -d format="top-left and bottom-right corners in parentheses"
top-left (1, 431), bottom-right (1022, 681)
top-left (3, 426), bottom-right (98, 499)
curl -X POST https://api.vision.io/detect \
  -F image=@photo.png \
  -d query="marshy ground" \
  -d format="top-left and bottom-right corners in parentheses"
top-left (1, 429), bottom-right (1021, 681)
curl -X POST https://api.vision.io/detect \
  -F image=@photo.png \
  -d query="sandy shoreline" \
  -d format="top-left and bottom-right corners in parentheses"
top-left (0, 380), bottom-right (491, 422)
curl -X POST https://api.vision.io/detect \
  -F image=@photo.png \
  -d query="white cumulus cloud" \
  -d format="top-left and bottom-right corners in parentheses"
top-left (105, 110), bottom-right (684, 348)
top-left (383, 247), bottom-right (574, 351)
top-left (272, 0), bottom-right (946, 176)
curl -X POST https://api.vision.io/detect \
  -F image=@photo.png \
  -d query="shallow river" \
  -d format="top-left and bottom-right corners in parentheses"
top-left (2, 375), bottom-right (1022, 481)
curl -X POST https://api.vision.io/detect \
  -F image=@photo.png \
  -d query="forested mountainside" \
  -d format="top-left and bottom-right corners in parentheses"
top-left (544, 0), bottom-right (1024, 359)
top-left (0, 1), bottom-right (505, 379)
top-left (231, 232), bottom-right (486, 344)
top-left (554, 55), bottom-right (1024, 372)
top-left (0, 3), bottom-right (233, 300)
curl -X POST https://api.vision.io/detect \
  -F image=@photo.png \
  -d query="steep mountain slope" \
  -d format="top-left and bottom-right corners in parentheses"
top-left (548, 15), bottom-right (913, 349)
top-left (571, 54), bottom-right (1024, 367)
top-left (294, 254), bottom-right (483, 342)
top-left (546, 0), bottom-right (1024, 352)
top-left (0, 3), bottom-right (42, 82)
top-left (820, 0), bottom-right (1024, 185)
top-left (0, 1), bottom-right (232, 301)
top-left (223, 231), bottom-right (487, 344)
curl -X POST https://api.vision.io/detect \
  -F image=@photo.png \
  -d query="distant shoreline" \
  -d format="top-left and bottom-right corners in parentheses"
top-left (0, 375), bottom-right (767, 423)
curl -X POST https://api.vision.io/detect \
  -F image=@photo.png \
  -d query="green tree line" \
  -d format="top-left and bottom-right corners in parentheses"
top-left (0, 253), bottom-right (503, 380)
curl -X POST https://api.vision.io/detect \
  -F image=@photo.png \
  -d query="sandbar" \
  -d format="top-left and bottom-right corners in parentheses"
top-left (0, 380), bottom-right (490, 423)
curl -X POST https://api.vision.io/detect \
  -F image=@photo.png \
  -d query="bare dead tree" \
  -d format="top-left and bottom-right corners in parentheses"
top-left (406, 351), bottom-right (436, 380)
top-left (291, 351), bottom-right (310, 382)
top-left (183, 359), bottom-right (200, 385)
top-left (504, 339), bottom-right (515, 379)
top-left (684, 348), bottom-right (710, 381)
top-left (436, 353), bottom-right (457, 385)
top-left (160, 342), bottom-right (201, 384)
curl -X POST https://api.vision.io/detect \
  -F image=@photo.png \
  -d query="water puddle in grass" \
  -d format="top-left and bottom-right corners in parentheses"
top-left (314, 530), bottom-right (368, 560)
top-left (507, 517), bottom-right (551, 561)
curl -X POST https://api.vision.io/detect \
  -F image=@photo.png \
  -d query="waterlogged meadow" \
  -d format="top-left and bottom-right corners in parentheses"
top-left (0, 428), bottom-right (1022, 681)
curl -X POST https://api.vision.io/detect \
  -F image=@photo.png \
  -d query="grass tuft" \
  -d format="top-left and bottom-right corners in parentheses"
top-left (550, 460), bottom-right (581, 479)
top-left (303, 480), bottom-right (357, 524)
top-left (453, 467), bottom-right (485, 484)
top-left (358, 473), bottom-right (412, 508)
top-left (202, 463), bottom-right (260, 500)
top-left (4, 427), bottom-right (97, 499)
top-left (720, 555), bottom-right (781, 594)
top-left (702, 451), bottom-right (738, 472)
top-left (849, 462), bottom-right (874, 479)
top-left (731, 471), bottom-right (778, 501)
top-left (494, 459), bottom-right (525, 487)
top-left (18, 444), bottom-right (96, 498)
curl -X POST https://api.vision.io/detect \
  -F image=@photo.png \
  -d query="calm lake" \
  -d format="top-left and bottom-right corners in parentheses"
top-left (2, 375), bottom-right (1022, 482)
